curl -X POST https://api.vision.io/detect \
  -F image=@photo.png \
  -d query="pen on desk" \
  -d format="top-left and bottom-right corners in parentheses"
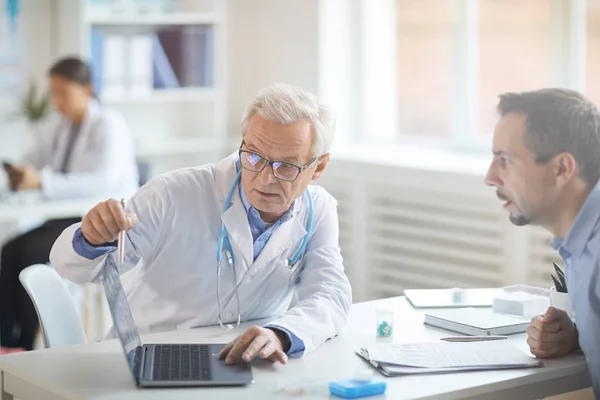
top-left (440, 335), bottom-right (508, 342)
top-left (117, 198), bottom-right (126, 267)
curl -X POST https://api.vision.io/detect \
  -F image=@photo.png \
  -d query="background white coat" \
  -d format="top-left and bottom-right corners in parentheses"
top-left (23, 99), bottom-right (139, 200)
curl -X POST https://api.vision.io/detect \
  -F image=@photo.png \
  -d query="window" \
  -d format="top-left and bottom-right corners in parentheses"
top-left (394, 0), bottom-right (553, 141)
top-left (478, 0), bottom-right (552, 136)
top-left (587, 0), bottom-right (600, 107)
top-left (396, 0), bottom-right (456, 137)
top-left (343, 0), bottom-right (595, 149)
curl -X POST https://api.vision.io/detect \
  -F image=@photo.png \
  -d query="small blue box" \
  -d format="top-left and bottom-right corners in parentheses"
top-left (329, 379), bottom-right (386, 399)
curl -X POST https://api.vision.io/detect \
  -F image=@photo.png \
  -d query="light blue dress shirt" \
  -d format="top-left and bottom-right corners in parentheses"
top-left (236, 174), bottom-right (305, 356)
top-left (550, 179), bottom-right (600, 396)
top-left (238, 173), bottom-right (294, 261)
top-left (72, 160), bottom-right (305, 356)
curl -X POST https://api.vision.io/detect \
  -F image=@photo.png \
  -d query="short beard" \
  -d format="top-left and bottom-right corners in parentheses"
top-left (509, 214), bottom-right (531, 226)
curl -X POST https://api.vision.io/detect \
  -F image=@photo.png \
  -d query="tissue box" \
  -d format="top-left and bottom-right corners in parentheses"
top-left (492, 284), bottom-right (550, 318)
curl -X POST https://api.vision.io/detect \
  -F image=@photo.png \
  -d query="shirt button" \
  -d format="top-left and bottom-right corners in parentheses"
top-left (567, 259), bottom-right (572, 264)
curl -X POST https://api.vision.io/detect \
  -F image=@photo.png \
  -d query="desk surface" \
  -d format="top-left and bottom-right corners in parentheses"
top-left (0, 297), bottom-right (591, 400)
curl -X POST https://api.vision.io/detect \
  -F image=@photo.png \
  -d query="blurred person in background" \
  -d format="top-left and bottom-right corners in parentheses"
top-left (0, 56), bottom-right (138, 354)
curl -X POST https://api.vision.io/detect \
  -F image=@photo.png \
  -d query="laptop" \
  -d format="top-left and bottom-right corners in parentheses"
top-left (405, 288), bottom-right (497, 309)
top-left (101, 254), bottom-right (253, 387)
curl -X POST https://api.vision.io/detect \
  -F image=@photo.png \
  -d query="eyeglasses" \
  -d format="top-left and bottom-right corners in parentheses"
top-left (238, 145), bottom-right (317, 182)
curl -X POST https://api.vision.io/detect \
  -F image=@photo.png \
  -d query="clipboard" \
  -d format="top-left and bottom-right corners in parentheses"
top-left (356, 341), bottom-right (541, 376)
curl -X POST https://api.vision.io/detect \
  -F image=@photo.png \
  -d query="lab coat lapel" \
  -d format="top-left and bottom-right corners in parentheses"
top-left (50, 119), bottom-right (69, 170)
top-left (216, 153), bottom-right (253, 269)
top-left (234, 216), bottom-right (306, 310)
top-left (73, 100), bottom-right (100, 155)
top-left (221, 201), bottom-right (253, 270)
top-left (253, 217), bottom-right (306, 276)
top-left (52, 100), bottom-right (99, 170)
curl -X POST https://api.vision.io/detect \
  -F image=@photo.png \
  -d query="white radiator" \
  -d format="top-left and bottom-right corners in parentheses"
top-left (317, 157), bottom-right (562, 302)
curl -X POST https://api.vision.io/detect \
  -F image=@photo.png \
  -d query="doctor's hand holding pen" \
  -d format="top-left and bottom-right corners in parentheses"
top-left (526, 306), bottom-right (579, 359)
top-left (81, 199), bottom-right (138, 245)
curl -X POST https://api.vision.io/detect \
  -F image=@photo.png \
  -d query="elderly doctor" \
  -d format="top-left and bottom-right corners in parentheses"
top-left (50, 83), bottom-right (352, 364)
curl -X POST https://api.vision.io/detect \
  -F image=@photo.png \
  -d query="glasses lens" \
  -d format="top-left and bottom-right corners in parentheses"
top-left (241, 151), bottom-right (266, 171)
top-left (272, 162), bottom-right (300, 181)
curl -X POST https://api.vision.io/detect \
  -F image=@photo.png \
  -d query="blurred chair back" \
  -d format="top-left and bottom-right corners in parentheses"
top-left (136, 159), bottom-right (151, 187)
top-left (19, 264), bottom-right (87, 348)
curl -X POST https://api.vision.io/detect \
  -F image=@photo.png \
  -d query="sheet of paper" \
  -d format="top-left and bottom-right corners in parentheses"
top-left (377, 364), bottom-right (509, 375)
top-left (365, 341), bottom-right (539, 368)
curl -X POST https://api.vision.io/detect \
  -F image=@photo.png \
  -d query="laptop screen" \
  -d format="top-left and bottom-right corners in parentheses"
top-left (101, 253), bottom-right (142, 375)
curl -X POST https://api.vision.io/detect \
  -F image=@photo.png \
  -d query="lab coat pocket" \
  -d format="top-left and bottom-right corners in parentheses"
top-left (288, 260), bottom-right (305, 286)
top-left (266, 256), bottom-right (301, 290)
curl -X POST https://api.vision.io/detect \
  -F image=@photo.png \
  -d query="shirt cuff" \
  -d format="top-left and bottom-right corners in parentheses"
top-left (72, 227), bottom-right (117, 260)
top-left (264, 324), bottom-right (305, 357)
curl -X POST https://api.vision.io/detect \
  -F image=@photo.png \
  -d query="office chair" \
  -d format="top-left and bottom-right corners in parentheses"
top-left (19, 264), bottom-right (87, 348)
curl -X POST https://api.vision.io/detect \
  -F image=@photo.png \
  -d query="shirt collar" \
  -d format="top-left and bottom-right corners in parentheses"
top-left (552, 179), bottom-right (600, 257)
top-left (235, 159), bottom-right (295, 223)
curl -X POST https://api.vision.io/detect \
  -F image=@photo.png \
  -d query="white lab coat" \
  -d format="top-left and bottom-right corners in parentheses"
top-left (23, 99), bottom-right (139, 200)
top-left (50, 153), bottom-right (352, 356)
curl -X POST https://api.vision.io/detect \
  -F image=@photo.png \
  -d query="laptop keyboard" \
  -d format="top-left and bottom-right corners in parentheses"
top-left (152, 344), bottom-right (212, 381)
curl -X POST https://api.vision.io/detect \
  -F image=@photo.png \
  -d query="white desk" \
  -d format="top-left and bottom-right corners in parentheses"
top-left (0, 195), bottom-right (94, 245)
top-left (0, 197), bottom-right (94, 223)
top-left (0, 297), bottom-right (592, 400)
top-left (0, 196), bottom-right (95, 252)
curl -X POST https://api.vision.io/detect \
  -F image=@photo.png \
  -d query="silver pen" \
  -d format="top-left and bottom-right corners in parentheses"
top-left (117, 198), bottom-right (126, 267)
top-left (440, 335), bottom-right (508, 342)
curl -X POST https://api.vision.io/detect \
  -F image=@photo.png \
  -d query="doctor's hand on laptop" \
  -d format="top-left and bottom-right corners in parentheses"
top-left (219, 325), bottom-right (289, 365)
top-left (526, 306), bottom-right (579, 359)
top-left (81, 199), bottom-right (139, 245)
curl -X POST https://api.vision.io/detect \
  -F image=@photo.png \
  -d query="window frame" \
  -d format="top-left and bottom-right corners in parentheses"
top-left (320, 0), bottom-right (590, 153)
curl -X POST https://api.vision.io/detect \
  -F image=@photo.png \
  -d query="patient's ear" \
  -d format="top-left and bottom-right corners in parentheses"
top-left (552, 152), bottom-right (578, 187)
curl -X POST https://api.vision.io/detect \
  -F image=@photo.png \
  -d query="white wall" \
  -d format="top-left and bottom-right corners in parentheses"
top-left (226, 0), bottom-right (319, 140)
top-left (0, 0), bottom-right (57, 163)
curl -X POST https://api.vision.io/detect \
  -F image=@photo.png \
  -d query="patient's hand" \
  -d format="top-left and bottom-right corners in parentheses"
top-left (526, 306), bottom-right (579, 358)
top-left (219, 325), bottom-right (288, 365)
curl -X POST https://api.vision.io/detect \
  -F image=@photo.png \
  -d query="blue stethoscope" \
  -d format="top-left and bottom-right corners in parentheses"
top-left (216, 170), bottom-right (314, 330)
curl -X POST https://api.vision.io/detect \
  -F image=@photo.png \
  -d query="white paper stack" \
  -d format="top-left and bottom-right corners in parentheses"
top-left (357, 341), bottom-right (541, 376)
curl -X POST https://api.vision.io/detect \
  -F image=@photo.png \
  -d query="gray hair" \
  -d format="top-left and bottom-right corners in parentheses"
top-left (497, 88), bottom-right (600, 185)
top-left (241, 83), bottom-right (335, 157)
